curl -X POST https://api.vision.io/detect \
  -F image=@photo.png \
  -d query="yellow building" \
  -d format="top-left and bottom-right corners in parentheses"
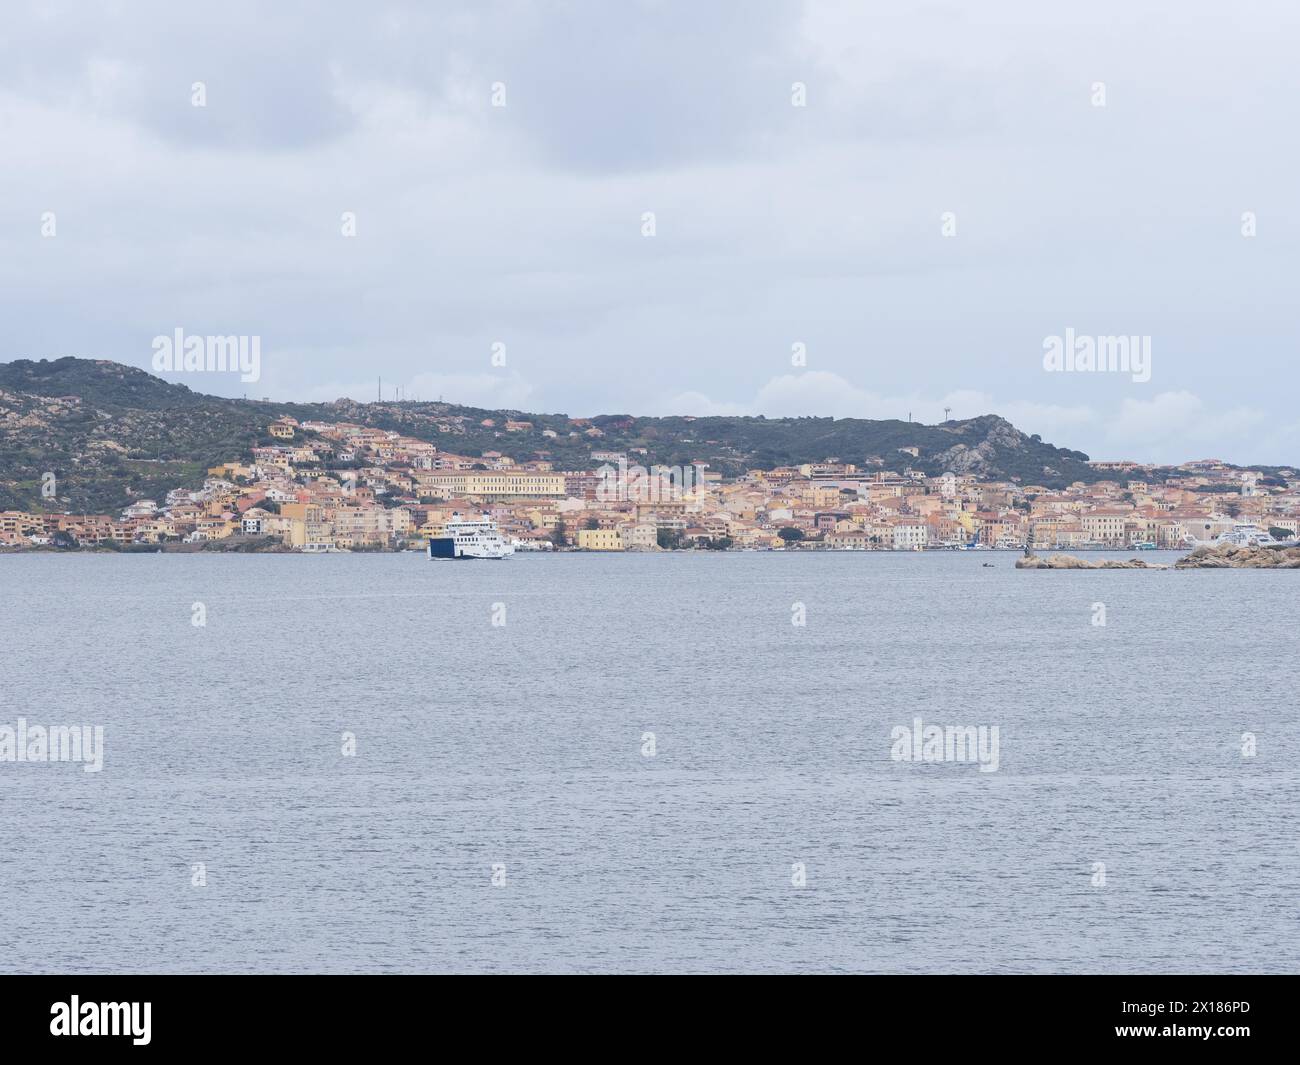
top-left (577, 528), bottom-right (624, 551)
top-left (207, 462), bottom-right (254, 479)
top-left (192, 517), bottom-right (236, 540)
top-left (416, 471), bottom-right (566, 499)
top-left (280, 503), bottom-right (331, 547)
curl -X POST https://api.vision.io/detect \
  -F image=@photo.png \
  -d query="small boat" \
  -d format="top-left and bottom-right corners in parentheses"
top-left (1133, 540), bottom-right (1158, 550)
top-left (510, 537), bottom-right (554, 552)
top-left (428, 514), bottom-right (515, 560)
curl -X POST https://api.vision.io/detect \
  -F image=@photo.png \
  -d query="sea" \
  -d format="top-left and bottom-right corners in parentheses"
top-left (1, 550), bottom-right (1296, 973)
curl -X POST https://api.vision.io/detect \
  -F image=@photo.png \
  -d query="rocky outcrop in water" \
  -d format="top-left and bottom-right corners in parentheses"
top-left (1015, 553), bottom-right (1168, 570)
top-left (1017, 544), bottom-right (1300, 570)
top-left (1174, 543), bottom-right (1300, 569)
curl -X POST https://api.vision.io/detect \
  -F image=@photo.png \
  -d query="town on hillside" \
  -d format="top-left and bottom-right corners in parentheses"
top-left (2, 417), bottom-right (1296, 552)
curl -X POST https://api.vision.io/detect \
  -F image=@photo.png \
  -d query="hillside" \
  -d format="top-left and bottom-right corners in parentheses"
top-left (0, 357), bottom-right (1108, 512)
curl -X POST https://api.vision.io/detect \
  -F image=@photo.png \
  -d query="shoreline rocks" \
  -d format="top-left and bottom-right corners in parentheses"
top-left (1017, 543), bottom-right (1300, 570)
top-left (1016, 553), bottom-right (1168, 570)
top-left (1174, 543), bottom-right (1300, 569)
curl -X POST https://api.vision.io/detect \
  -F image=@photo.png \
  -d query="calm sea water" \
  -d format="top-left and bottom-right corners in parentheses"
top-left (1, 550), bottom-right (1296, 973)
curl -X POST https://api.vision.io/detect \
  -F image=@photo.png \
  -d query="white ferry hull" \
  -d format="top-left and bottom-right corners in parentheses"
top-left (428, 538), bottom-right (513, 560)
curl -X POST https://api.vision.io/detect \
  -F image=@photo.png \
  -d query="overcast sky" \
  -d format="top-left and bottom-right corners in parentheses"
top-left (3, 0), bottom-right (1298, 465)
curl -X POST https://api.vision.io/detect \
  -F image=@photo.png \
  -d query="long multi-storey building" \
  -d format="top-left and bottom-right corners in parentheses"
top-left (415, 471), bottom-right (566, 499)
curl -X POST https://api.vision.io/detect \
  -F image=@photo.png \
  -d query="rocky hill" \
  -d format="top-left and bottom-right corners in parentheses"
top-left (2, 356), bottom-right (1110, 512)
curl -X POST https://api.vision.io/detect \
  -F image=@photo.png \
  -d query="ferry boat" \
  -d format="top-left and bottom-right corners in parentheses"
top-left (1205, 523), bottom-right (1283, 549)
top-left (427, 514), bottom-right (515, 560)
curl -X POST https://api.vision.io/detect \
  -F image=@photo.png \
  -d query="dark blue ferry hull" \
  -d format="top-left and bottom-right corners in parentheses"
top-left (428, 537), bottom-right (460, 559)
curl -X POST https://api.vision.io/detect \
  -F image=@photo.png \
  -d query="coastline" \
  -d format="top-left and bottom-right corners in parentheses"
top-left (0, 545), bottom-right (1207, 556)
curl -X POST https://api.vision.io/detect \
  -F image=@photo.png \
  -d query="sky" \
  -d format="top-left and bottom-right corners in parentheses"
top-left (2, 0), bottom-right (1298, 466)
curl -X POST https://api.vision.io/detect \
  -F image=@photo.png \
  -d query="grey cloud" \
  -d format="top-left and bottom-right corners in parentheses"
top-left (2, 0), bottom-right (1299, 465)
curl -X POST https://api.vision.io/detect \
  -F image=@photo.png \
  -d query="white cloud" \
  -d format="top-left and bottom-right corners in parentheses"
top-left (1106, 391), bottom-right (1266, 452)
top-left (753, 372), bottom-right (900, 419)
top-left (662, 390), bottom-right (749, 417)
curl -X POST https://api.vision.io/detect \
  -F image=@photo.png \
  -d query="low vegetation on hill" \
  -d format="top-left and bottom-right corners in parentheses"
top-left (0, 355), bottom-right (1148, 513)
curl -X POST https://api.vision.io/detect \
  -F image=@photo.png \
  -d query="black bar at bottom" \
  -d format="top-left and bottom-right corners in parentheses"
top-left (0, 974), bottom-right (1290, 1052)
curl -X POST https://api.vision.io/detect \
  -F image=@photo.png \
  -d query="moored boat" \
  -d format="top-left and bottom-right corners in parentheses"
top-left (428, 514), bottom-right (514, 560)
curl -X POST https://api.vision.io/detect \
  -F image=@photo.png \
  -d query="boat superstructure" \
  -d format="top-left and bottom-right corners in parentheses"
top-left (1207, 523), bottom-right (1283, 548)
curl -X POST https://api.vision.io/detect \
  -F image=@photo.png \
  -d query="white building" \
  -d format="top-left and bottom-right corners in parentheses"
top-left (892, 523), bottom-right (929, 550)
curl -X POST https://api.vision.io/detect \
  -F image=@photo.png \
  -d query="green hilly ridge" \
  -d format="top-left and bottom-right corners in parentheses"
top-left (0, 356), bottom-right (1102, 513)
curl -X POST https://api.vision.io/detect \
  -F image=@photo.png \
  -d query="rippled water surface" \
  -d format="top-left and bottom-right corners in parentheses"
top-left (1, 550), bottom-right (1296, 973)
